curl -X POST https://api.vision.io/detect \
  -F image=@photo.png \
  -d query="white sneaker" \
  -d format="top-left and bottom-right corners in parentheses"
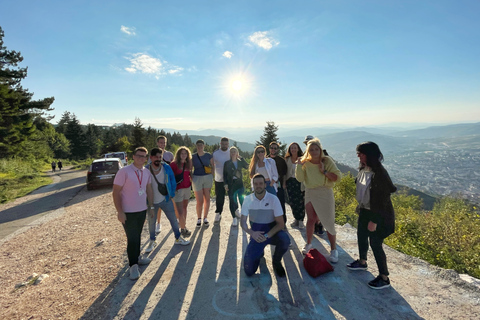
top-left (232, 217), bottom-right (238, 227)
top-left (302, 243), bottom-right (313, 255)
top-left (138, 256), bottom-right (151, 265)
top-left (329, 249), bottom-right (338, 263)
top-left (175, 236), bottom-right (191, 246)
top-left (196, 219), bottom-right (202, 228)
top-left (129, 264), bottom-right (140, 280)
top-left (235, 209), bottom-right (241, 218)
top-left (145, 240), bottom-right (156, 253)
top-left (203, 218), bottom-right (209, 227)
top-left (155, 223), bottom-right (161, 234)
top-left (298, 221), bottom-right (305, 229)
top-left (214, 213), bottom-right (221, 223)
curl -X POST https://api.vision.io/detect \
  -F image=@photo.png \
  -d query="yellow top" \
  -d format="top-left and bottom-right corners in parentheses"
top-left (295, 156), bottom-right (342, 189)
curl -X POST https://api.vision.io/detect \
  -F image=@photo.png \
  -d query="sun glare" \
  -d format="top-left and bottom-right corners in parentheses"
top-left (231, 80), bottom-right (243, 92)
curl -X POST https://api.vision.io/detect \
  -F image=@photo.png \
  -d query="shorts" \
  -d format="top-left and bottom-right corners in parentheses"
top-left (174, 187), bottom-right (191, 202)
top-left (192, 174), bottom-right (213, 192)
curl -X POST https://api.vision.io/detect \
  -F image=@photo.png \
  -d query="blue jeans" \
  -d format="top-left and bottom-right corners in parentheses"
top-left (148, 199), bottom-right (181, 240)
top-left (244, 222), bottom-right (290, 276)
top-left (265, 181), bottom-right (277, 196)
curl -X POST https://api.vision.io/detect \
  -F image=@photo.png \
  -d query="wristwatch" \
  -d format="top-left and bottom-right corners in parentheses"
top-left (323, 170), bottom-right (328, 175)
top-left (150, 206), bottom-right (155, 210)
top-left (264, 233), bottom-right (269, 239)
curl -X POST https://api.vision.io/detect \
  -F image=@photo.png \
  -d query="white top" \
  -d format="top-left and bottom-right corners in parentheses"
top-left (241, 192), bottom-right (283, 224)
top-left (163, 151), bottom-right (174, 163)
top-left (356, 168), bottom-right (374, 209)
top-left (151, 167), bottom-right (166, 204)
top-left (251, 157), bottom-right (278, 191)
top-left (213, 148), bottom-right (230, 182)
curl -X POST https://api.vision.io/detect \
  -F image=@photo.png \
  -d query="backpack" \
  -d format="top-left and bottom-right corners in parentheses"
top-left (303, 248), bottom-right (334, 277)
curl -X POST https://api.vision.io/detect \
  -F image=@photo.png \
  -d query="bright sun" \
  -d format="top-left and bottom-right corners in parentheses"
top-left (231, 80), bottom-right (243, 92)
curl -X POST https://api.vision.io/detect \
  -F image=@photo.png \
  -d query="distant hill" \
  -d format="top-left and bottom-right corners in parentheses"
top-left (189, 135), bottom-right (256, 152)
top-left (393, 122), bottom-right (480, 139)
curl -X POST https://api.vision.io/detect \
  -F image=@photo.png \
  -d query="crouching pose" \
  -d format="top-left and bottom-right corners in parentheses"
top-left (241, 174), bottom-right (290, 277)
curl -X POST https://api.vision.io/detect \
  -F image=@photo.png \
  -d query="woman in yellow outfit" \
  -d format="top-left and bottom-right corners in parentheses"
top-left (295, 138), bottom-right (342, 263)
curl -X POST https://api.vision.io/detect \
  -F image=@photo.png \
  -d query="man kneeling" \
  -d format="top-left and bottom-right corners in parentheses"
top-left (241, 174), bottom-right (290, 277)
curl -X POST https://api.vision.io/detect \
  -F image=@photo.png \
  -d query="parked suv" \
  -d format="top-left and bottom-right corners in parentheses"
top-left (104, 152), bottom-right (128, 166)
top-left (86, 158), bottom-right (123, 190)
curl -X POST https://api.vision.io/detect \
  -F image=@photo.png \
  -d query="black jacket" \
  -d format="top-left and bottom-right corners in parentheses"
top-left (223, 158), bottom-right (249, 188)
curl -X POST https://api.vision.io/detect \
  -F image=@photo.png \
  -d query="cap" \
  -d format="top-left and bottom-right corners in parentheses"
top-left (303, 135), bottom-right (314, 144)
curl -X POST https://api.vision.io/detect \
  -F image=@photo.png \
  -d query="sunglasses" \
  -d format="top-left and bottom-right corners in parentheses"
top-left (257, 150), bottom-right (265, 154)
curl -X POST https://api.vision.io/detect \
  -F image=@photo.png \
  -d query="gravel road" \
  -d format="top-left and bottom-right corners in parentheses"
top-left (0, 170), bottom-right (479, 319)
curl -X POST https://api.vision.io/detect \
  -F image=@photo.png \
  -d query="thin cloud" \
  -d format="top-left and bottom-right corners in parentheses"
top-left (248, 31), bottom-right (279, 50)
top-left (223, 51), bottom-right (233, 58)
top-left (125, 54), bottom-right (162, 74)
top-left (120, 25), bottom-right (136, 36)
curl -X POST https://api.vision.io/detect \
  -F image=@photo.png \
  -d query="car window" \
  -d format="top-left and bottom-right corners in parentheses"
top-left (92, 161), bottom-right (119, 171)
top-left (112, 153), bottom-right (125, 160)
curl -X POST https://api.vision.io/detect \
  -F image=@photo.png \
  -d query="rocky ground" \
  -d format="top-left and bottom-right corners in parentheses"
top-left (0, 182), bottom-right (479, 319)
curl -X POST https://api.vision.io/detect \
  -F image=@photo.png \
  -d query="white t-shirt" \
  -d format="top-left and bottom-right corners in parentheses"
top-left (151, 167), bottom-right (166, 204)
top-left (356, 168), bottom-right (374, 209)
top-left (241, 192), bottom-right (283, 224)
top-left (163, 151), bottom-right (174, 163)
top-left (213, 148), bottom-right (230, 182)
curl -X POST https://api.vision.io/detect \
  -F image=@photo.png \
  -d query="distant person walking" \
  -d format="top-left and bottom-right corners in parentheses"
top-left (145, 148), bottom-right (190, 253)
top-left (296, 138), bottom-right (342, 263)
top-left (192, 139), bottom-right (214, 228)
top-left (285, 142), bottom-right (305, 228)
top-left (154, 135), bottom-right (175, 234)
top-left (112, 147), bottom-right (153, 280)
top-left (268, 141), bottom-right (288, 223)
top-left (169, 146), bottom-right (193, 237)
top-left (249, 145), bottom-right (278, 196)
top-left (51, 161), bottom-right (56, 172)
top-left (223, 146), bottom-right (249, 227)
top-left (212, 137), bottom-right (230, 223)
top-left (57, 160), bottom-right (63, 171)
top-left (241, 174), bottom-right (290, 277)
top-left (347, 141), bottom-right (397, 290)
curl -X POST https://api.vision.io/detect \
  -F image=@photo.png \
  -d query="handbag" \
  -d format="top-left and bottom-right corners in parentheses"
top-left (303, 248), bottom-right (334, 277)
top-left (196, 154), bottom-right (212, 174)
top-left (149, 166), bottom-right (168, 196)
top-left (175, 163), bottom-right (185, 184)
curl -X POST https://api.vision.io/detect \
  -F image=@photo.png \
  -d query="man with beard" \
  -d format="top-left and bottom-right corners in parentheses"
top-left (241, 174), bottom-right (290, 277)
top-left (145, 148), bottom-right (190, 253)
top-left (268, 141), bottom-right (288, 223)
top-left (212, 137), bottom-right (230, 223)
top-left (154, 135), bottom-right (175, 234)
top-left (113, 147), bottom-right (153, 280)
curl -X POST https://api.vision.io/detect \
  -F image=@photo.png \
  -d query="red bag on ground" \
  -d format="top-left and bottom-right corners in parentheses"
top-left (303, 248), bottom-right (334, 277)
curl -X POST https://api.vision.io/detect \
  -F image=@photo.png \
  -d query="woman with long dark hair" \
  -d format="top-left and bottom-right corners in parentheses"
top-left (347, 141), bottom-right (397, 290)
top-left (249, 145), bottom-right (278, 195)
top-left (284, 142), bottom-right (305, 228)
top-left (295, 138), bottom-right (342, 262)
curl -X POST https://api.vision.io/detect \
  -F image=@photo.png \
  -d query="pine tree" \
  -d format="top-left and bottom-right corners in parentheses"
top-left (131, 117), bottom-right (145, 149)
top-left (0, 27), bottom-right (55, 157)
top-left (256, 121), bottom-right (286, 155)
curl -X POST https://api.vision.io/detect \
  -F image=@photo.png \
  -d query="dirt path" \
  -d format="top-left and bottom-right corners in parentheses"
top-left (0, 185), bottom-right (479, 319)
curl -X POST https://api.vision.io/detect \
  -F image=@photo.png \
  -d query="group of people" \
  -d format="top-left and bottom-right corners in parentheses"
top-left (112, 135), bottom-right (396, 290)
top-left (51, 160), bottom-right (63, 172)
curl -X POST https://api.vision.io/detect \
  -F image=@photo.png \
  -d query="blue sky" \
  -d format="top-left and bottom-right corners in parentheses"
top-left (2, 0), bottom-right (479, 131)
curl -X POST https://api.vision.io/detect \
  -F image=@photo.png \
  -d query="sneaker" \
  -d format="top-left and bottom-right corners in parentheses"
top-left (368, 275), bottom-right (391, 290)
top-left (145, 240), bottom-right (156, 253)
top-left (347, 260), bottom-right (368, 271)
top-left (203, 218), bottom-right (209, 227)
top-left (181, 228), bottom-right (192, 237)
top-left (235, 209), bottom-right (241, 218)
top-left (232, 217), bottom-right (238, 227)
top-left (298, 221), bottom-right (305, 229)
top-left (196, 219), bottom-right (202, 228)
top-left (290, 220), bottom-right (299, 228)
top-left (155, 223), bottom-right (161, 234)
top-left (302, 243), bottom-right (313, 255)
top-left (175, 236), bottom-right (191, 246)
top-left (129, 264), bottom-right (140, 280)
top-left (214, 213), bottom-right (221, 223)
top-left (138, 256), bottom-right (151, 265)
top-left (273, 261), bottom-right (286, 277)
top-left (329, 249), bottom-right (338, 263)
top-left (314, 224), bottom-right (324, 235)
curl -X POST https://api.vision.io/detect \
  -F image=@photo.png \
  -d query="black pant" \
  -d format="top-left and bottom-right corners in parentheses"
top-left (122, 210), bottom-right (147, 266)
top-left (276, 186), bottom-right (287, 223)
top-left (357, 208), bottom-right (389, 276)
top-left (215, 181), bottom-right (226, 214)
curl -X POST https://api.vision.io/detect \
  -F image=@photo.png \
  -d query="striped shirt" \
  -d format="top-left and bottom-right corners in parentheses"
top-left (241, 192), bottom-right (283, 224)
